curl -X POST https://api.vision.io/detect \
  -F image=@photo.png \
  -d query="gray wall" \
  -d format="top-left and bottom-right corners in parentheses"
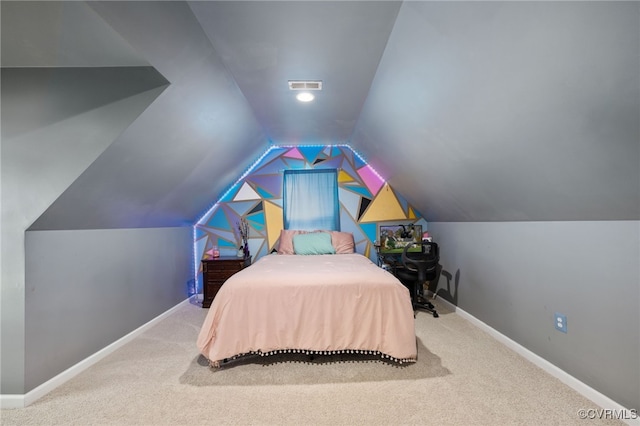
top-left (1, 68), bottom-right (167, 394)
top-left (428, 220), bottom-right (640, 409)
top-left (1, 0), bottom-right (266, 394)
top-left (24, 227), bottom-right (192, 392)
top-left (350, 2), bottom-right (639, 409)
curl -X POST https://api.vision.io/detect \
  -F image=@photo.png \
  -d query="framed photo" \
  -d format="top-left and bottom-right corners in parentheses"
top-left (378, 224), bottom-right (422, 254)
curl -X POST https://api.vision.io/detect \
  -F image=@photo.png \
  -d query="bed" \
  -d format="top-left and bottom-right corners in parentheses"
top-left (196, 231), bottom-right (417, 367)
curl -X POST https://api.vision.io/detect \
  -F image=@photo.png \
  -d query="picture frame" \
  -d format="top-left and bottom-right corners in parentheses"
top-left (378, 224), bottom-right (423, 254)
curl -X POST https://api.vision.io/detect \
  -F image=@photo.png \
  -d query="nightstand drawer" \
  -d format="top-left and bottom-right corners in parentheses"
top-left (210, 261), bottom-right (247, 271)
top-left (212, 269), bottom-right (243, 281)
top-left (201, 256), bottom-right (251, 308)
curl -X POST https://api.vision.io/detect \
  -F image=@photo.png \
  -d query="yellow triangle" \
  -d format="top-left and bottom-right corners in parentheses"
top-left (360, 183), bottom-right (407, 223)
top-left (264, 201), bottom-right (283, 250)
top-left (408, 206), bottom-right (416, 219)
top-left (338, 170), bottom-right (355, 183)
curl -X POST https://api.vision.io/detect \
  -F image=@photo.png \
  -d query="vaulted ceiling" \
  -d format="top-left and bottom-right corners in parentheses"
top-left (2, 1), bottom-right (638, 229)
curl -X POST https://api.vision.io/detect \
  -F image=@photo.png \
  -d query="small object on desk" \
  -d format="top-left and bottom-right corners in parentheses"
top-left (212, 245), bottom-right (220, 258)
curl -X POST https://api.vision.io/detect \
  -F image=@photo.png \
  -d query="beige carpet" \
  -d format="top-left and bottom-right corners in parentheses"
top-left (1, 298), bottom-right (623, 425)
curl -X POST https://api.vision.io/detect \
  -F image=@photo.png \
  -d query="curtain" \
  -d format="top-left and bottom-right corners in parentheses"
top-left (283, 169), bottom-right (339, 231)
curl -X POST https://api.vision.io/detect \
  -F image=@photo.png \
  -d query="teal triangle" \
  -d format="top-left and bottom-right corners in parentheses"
top-left (197, 202), bottom-right (217, 225)
top-left (248, 211), bottom-right (265, 225)
top-left (207, 208), bottom-right (231, 230)
top-left (220, 183), bottom-right (241, 203)
top-left (343, 184), bottom-right (372, 198)
top-left (360, 223), bottom-right (378, 243)
top-left (251, 222), bottom-right (265, 231)
top-left (212, 229), bottom-right (237, 244)
top-left (256, 187), bottom-right (274, 199)
top-left (283, 158), bottom-right (306, 169)
top-left (195, 227), bottom-right (207, 239)
top-left (218, 239), bottom-right (236, 247)
top-left (298, 146), bottom-right (325, 164)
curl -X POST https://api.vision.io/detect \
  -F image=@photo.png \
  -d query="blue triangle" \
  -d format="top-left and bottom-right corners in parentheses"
top-left (195, 227), bottom-right (207, 239)
top-left (298, 146), bottom-right (325, 164)
top-left (283, 158), bottom-right (306, 169)
top-left (343, 184), bottom-right (372, 198)
top-left (218, 239), bottom-right (236, 247)
top-left (256, 187), bottom-right (274, 199)
top-left (220, 183), bottom-right (241, 203)
top-left (207, 208), bottom-right (231, 230)
top-left (248, 211), bottom-right (265, 225)
top-left (359, 223), bottom-right (378, 243)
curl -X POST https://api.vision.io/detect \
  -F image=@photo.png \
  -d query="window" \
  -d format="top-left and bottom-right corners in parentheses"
top-left (283, 169), bottom-right (339, 231)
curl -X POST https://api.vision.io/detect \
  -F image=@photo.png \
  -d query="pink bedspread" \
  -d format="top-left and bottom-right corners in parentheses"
top-left (197, 253), bottom-right (417, 366)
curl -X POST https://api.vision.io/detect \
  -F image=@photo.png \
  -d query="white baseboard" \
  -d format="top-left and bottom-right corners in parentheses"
top-left (437, 297), bottom-right (639, 426)
top-left (1, 298), bottom-right (191, 409)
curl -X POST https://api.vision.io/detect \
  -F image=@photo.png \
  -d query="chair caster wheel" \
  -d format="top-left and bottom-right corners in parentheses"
top-left (433, 311), bottom-right (439, 318)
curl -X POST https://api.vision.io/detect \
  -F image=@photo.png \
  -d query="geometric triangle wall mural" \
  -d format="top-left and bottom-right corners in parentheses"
top-left (195, 144), bottom-right (427, 273)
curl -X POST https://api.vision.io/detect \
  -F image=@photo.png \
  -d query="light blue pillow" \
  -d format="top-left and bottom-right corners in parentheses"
top-left (293, 232), bottom-right (336, 255)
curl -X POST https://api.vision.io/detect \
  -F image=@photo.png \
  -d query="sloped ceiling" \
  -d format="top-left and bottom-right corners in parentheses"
top-left (2, 1), bottom-right (638, 229)
top-left (189, 1), bottom-right (401, 144)
top-left (351, 1), bottom-right (640, 221)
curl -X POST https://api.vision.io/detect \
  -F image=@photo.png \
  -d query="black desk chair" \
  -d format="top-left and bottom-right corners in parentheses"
top-left (395, 242), bottom-right (441, 318)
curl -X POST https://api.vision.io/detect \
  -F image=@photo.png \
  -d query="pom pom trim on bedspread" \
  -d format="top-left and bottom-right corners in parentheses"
top-left (207, 349), bottom-right (417, 368)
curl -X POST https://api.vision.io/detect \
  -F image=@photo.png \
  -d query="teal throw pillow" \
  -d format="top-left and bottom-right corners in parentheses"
top-left (293, 232), bottom-right (336, 255)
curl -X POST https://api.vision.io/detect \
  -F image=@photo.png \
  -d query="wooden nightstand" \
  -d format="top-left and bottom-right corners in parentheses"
top-left (201, 256), bottom-right (251, 308)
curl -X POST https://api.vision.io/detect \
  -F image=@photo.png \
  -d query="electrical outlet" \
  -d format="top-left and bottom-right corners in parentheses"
top-left (555, 313), bottom-right (567, 333)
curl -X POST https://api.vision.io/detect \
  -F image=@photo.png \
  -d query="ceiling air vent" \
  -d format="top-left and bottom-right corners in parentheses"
top-left (288, 80), bottom-right (323, 91)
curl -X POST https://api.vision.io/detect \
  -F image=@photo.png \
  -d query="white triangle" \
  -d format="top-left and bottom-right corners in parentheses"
top-left (234, 182), bottom-right (261, 201)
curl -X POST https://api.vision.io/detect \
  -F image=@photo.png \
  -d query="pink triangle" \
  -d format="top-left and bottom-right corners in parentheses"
top-left (283, 147), bottom-right (304, 160)
top-left (357, 165), bottom-right (385, 196)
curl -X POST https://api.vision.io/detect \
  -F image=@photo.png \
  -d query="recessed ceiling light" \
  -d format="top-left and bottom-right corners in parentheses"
top-left (296, 92), bottom-right (315, 102)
